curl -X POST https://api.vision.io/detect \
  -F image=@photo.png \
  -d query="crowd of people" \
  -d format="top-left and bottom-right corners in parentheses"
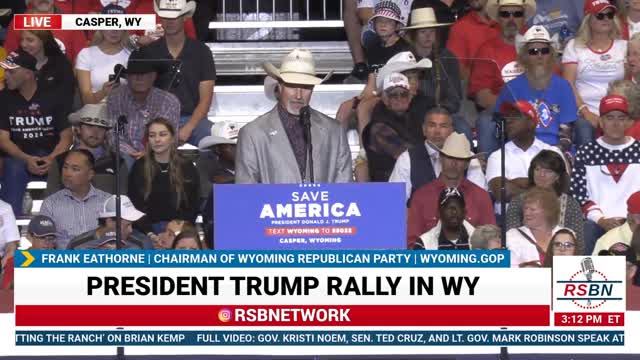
top-left (0, 0), bottom-right (638, 304)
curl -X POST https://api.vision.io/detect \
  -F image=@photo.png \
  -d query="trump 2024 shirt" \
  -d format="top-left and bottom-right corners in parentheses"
top-left (0, 88), bottom-right (70, 153)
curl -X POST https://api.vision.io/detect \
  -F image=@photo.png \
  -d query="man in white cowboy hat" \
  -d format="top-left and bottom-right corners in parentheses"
top-left (407, 132), bottom-right (496, 249)
top-left (235, 48), bottom-right (352, 184)
top-left (470, 0), bottom-right (536, 155)
top-left (389, 106), bottom-right (487, 203)
top-left (146, 0), bottom-right (215, 147)
top-left (67, 195), bottom-right (147, 250)
top-left (46, 103), bottom-right (128, 196)
top-left (494, 25), bottom-right (578, 148)
top-left (198, 121), bottom-right (239, 186)
top-left (401, 7), bottom-right (465, 119)
top-left (362, 72), bottom-right (427, 182)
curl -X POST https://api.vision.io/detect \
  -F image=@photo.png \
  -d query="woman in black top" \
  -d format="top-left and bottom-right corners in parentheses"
top-left (128, 118), bottom-right (200, 235)
top-left (19, 29), bottom-right (75, 112)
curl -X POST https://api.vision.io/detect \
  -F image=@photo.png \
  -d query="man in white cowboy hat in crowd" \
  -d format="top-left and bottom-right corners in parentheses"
top-left (470, 0), bottom-right (536, 155)
top-left (401, 7), bottom-right (469, 139)
top-left (145, 0), bottom-right (215, 146)
top-left (407, 133), bottom-right (496, 249)
top-left (46, 103), bottom-right (128, 196)
top-left (495, 25), bottom-right (579, 149)
top-left (235, 48), bottom-right (352, 184)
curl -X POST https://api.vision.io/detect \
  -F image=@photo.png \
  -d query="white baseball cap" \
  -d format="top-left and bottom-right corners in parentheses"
top-left (383, 72), bottom-right (410, 92)
top-left (523, 25), bottom-right (552, 44)
top-left (99, 195), bottom-right (145, 222)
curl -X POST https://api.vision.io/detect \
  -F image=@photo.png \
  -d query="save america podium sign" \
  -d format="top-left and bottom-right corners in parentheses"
top-left (214, 183), bottom-right (406, 250)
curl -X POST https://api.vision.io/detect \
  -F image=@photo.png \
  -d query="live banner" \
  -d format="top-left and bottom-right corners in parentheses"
top-left (13, 251), bottom-right (627, 352)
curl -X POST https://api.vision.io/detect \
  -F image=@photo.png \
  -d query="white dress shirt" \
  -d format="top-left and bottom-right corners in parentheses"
top-left (389, 143), bottom-right (487, 201)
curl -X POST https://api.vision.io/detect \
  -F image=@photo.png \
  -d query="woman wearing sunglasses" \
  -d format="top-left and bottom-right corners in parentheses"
top-left (563, 0), bottom-right (627, 143)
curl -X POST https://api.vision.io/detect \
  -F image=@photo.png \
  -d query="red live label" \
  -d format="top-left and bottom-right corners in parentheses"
top-left (554, 312), bottom-right (624, 326)
top-left (13, 15), bottom-right (62, 30)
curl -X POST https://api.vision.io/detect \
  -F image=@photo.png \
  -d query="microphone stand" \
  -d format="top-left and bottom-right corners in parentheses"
top-left (114, 115), bottom-right (128, 250)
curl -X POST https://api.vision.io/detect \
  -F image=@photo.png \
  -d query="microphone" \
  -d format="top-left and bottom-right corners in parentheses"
top-left (299, 105), bottom-right (314, 183)
top-left (581, 257), bottom-right (595, 282)
top-left (111, 64), bottom-right (126, 83)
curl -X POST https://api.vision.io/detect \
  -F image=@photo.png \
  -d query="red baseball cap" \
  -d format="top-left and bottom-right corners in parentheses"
top-left (628, 191), bottom-right (640, 214)
top-left (599, 95), bottom-right (629, 116)
top-left (584, 0), bottom-right (616, 15)
top-left (500, 100), bottom-right (538, 126)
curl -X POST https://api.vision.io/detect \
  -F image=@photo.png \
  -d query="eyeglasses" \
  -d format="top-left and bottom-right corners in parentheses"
top-left (498, 10), bottom-right (525, 18)
top-left (386, 91), bottom-right (410, 100)
top-left (528, 47), bottom-right (551, 56)
top-left (595, 11), bottom-right (616, 21)
top-left (553, 241), bottom-right (575, 249)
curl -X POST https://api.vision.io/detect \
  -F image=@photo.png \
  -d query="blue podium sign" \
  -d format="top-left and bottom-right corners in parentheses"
top-left (214, 183), bottom-right (406, 250)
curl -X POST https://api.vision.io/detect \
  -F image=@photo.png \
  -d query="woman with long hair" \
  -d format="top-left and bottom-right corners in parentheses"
top-left (505, 150), bottom-right (584, 247)
top-left (76, 7), bottom-right (132, 104)
top-left (128, 118), bottom-right (200, 235)
top-left (19, 29), bottom-right (75, 108)
top-left (562, 1), bottom-right (627, 140)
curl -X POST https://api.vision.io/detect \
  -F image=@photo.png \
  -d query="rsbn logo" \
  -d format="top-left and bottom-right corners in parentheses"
top-left (556, 257), bottom-right (623, 310)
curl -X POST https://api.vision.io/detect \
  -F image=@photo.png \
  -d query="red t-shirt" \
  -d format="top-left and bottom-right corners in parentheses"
top-left (467, 35), bottom-right (521, 99)
top-left (4, 24), bottom-right (87, 64)
top-left (446, 11), bottom-right (500, 71)
top-left (406, 179), bottom-right (496, 249)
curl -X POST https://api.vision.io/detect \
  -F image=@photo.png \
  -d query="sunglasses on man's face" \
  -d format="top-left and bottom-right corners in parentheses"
top-left (528, 47), bottom-right (551, 56)
top-left (595, 11), bottom-right (616, 20)
top-left (498, 10), bottom-right (524, 18)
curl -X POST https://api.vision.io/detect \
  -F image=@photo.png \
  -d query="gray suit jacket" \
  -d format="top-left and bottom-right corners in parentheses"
top-left (235, 106), bottom-right (352, 184)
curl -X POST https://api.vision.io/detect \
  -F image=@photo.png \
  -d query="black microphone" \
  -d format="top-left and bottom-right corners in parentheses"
top-left (299, 106), bottom-right (314, 183)
top-left (111, 64), bottom-right (126, 83)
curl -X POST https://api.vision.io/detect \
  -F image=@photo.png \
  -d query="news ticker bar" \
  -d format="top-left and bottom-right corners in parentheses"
top-left (15, 305), bottom-right (550, 327)
top-left (15, 330), bottom-right (624, 346)
top-left (14, 250), bottom-right (510, 268)
top-left (13, 14), bottom-right (156, 30)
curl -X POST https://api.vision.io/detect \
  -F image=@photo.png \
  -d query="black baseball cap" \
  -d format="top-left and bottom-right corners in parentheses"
top-left (27, 215), bottom-right (57, 237)
top-left (0, 49), bottom-right (37, 72)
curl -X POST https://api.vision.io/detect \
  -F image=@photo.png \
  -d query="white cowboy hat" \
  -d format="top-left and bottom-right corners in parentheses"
top-left (430, 132), bottom-right (480, 160)
top-left (263, 48), bottom-right (333, 86)
top-left (68, 103), bottom-right (112, 128)
top-left (486, 0), bottom-right (536, 22)
top-left (154, 0), bottom-right (196, 19)
top-left (375, 51), bottom-right (432, 91)
top-left (401, 8), bottom-right (452, 30)
top-left (198, 121), bottom-right (239, 150)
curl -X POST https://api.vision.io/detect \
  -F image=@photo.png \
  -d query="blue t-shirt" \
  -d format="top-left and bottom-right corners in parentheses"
top-left (528, 0), bottom-right (584, 38)
top-left (495, 74), bottom-right (577, 145)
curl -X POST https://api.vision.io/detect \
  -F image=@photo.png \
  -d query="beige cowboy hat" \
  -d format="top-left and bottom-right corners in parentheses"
top-left (430, 132), bottom-right (480, 160)
top-left (263, 48), bottom-right (333, 86)
top-left (375, 51), bottom-right (432, 92)
top-left (401, 7), bottom-right (452, 30)
top-left (154, 0), bottom-right (197, 19)
top-left (0, 8), bottom-right (12, 17)
top-left (198, 121), bottom-right (239, 150)
top-left (486, 0), bottom-right (537, 22)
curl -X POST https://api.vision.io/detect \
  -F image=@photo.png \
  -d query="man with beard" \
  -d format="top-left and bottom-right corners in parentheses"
top-left (447, 0), bottom-right (500, 80)
top-left (495, 25), bottom-right (577, 147)
top-left (470, 0), bottom-right (536, 155)
top-left (235, 49), bottom-right (352, 184)
top-left (414, 187), bottom-right (475, 250)
top-left (45, 104), bottom-right (128, 195)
